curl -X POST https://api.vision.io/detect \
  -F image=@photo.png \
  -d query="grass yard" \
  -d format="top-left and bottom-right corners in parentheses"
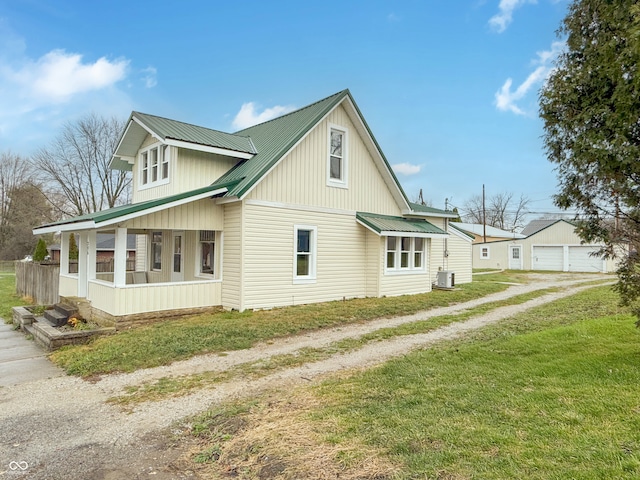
top-left (189, 285), bottom-right (640, 479)
top-left (311, 285), bottom-right (640, 479)
top-left (0, 274), bottom-right (27, 321)
top-left (51, 281), bottom-right (510, 377)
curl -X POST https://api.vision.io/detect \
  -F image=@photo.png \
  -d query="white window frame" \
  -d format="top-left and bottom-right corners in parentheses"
top-left (480, 246), bottom-right (490, 259)
top-left (294, 225), bottom-right (317, 283)
top-left (139, 143), bottom-right (170, 189)
top-left (385, 235), bottom-right (427, 274)
top-left (327, 124), bottom-right (348, 189)
top-left (150, 231), bottom-right (163, 271)
top-left (196, 230), bottom-right (219, 279)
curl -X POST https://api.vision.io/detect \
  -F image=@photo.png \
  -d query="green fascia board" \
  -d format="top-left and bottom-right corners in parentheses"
top-left (133, 112), bottom-right (256, 154)
top-left (408, 202), bottom-right (456, 217)
top-left (356, 212), bottom-right (447, 235)
top-left (213, 90), bottom-right (349, 198)
top-left (213, 89), bottom-right (410, 206)
top-left (34, 180), bottom-right (240, 231)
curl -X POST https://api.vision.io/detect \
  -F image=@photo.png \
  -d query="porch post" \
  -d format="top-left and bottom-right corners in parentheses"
top-left (60, 232), bottom-right (70, 275)
top-left (78, 231), bottom-right (89, 297)
top-left (86, 230), bottom-right (97, 299)
top-left (114, 227), bottom-right (128, 287)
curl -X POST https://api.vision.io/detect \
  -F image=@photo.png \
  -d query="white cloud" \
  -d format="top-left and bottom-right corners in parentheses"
top-left (489, 0), bottom-right (537, 33)
top-left (495, 40), bottom-right (565, 115)
top-left (140, 66), bottom-right (157, 88)
top-left (232, 102), bottom-right (296, 130)
top-left (392, 162), bottom-right (422, 176)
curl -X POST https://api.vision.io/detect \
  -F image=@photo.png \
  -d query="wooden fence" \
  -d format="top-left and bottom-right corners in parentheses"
top-left (15, 262), bottom-right (60, 305)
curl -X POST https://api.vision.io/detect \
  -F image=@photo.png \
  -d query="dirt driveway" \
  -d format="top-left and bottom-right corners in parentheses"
top-left (0, 273), bottom-right (612, 479)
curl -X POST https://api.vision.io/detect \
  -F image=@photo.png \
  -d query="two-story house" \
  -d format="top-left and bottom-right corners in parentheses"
top-left (33, 90), bottom-right (472, 325)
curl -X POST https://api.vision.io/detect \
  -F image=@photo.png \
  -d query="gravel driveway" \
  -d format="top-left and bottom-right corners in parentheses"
top-left (0, 273), bottom-right (612, 479)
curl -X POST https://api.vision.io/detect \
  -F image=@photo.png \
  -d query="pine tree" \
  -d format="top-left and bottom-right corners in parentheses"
top-left (68, 234), bottom-right (79, 260)
top-left (33, 238), bottom-right (48, 262)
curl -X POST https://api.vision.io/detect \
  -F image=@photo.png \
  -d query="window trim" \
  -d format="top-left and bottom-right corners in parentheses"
top-left (385, 235), bottom-right (427, 274)
top-left (294, 225), bottom-right (317, 284)
top-left (327, 124), bottom-right (348, 189)
top-left (480, 246), bottom-right (491, 259)
top-left (139, 143), bottom-right (170, 189)
top-left (196, 230), bottom-right (218, 279)
top-left (150, 231), bottom-right (163, 271)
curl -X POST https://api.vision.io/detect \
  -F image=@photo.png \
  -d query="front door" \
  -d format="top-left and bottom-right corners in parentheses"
top-left (172, 232), bottom-right (184, 282)
top-left (509, 245), bottom-right (523, 270)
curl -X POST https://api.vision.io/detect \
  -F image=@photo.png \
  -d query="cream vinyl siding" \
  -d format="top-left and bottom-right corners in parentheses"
top-left (241, 203), bottom-right (367, 310)
top-left (246, 104), bottom-right (402, 216)
top-left (88, 280), bottom-right (222, 316)
top-left (132, 135), bottom-right (241, 203)
top-left (124, 199), bottom-right (224, 231)
top-left (473, 242), bottom-right (510, 270)
top-left (365, 231), bottom-right (382, 297)
top-left (440, 233), bottom-right (473, 284)
top-left (380, 238), bottom-right (431, 297)
top-left (222, 202), bottom-right (243, 310)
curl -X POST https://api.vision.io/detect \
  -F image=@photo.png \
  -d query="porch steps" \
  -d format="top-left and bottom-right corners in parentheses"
top-left (43, 303), bottom-right (79, 327)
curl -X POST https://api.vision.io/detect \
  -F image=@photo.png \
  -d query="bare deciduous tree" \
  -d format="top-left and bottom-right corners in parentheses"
top-left (462, 191), bottom-right (530, 232)
top-left (32, 113), bottom-right (130, 217)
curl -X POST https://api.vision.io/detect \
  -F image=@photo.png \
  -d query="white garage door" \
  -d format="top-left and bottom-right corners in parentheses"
top-left (568, 246), bottom-right (605, 272)
top-left (532, 246), bottom-right (564, 271)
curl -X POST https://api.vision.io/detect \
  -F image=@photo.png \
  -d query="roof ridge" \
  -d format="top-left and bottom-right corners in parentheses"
top-left (133, 111), bottom-right (252, 140)
top-left (233, 89), bottom-right (349, 133)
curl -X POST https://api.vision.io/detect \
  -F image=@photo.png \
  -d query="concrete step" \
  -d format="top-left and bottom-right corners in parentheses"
top-left (43, 309), bottom-right (67, 327)
top-left (35, 316), bottom-right (56, 328)
top-left (54, 303), bottom-right (77, 318)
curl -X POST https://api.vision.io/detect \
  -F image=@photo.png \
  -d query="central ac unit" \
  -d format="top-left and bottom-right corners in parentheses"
top-left (436, 270), bottom-right (455, 288)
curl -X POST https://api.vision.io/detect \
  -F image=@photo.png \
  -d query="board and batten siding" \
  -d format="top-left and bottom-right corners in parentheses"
top-left (246, 104), bottom-right (403, 216)
top-left (124, 199), bottom-right (224, 231)
top-left (222, 202), bottom-right (243, 310)
top-left (132, 134), bottom-right (241, 204)
top-left (241, 203), bottom-right (368, 310)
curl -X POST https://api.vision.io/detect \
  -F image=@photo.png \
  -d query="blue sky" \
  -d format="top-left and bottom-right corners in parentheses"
top-left (0, 0), bottom-right (570, 217)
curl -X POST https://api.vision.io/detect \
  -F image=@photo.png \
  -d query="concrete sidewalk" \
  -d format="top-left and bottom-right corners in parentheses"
top-left (0, 321), bottom-right (63, 387)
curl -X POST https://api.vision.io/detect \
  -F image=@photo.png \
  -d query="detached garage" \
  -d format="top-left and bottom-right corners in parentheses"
top-left (473, 219), bottom-right (622, 273)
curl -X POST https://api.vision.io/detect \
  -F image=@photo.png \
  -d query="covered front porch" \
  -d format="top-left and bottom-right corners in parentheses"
top-left (33, 184), bottom-right (232, 322)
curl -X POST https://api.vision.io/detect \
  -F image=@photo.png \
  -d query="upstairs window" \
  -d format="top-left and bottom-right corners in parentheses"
top-left (327, 125), bottom-right (348, 188)
top-left (140, 144), bottom-right (170, 188)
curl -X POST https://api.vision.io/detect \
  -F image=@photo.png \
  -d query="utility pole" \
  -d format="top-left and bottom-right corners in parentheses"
top-left (483, 184), bottom-right (487, 243)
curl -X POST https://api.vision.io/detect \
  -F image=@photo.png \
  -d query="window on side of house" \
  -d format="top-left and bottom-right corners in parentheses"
top-left (294, 225), bottom-right (317, 282)
top-left (327, 125), bottom-right (348, 187)
top-left (481, 246), bottom-right (490, 259)
top-left (151, 232), bottom-right (162, 270)
top-left (199, 230), bottom-right (216, 276)
top-left (140, 143), bottom-right (170, 188)
top-left (385, 236), bottom-right (427, 273)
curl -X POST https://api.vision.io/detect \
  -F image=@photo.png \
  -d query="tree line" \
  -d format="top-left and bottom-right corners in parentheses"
top-left (0, 114), bottom-right (131, 260)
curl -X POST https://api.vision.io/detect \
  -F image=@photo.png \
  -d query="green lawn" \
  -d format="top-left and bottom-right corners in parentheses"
top-left (313, 286), bottom-right (640, 479)
top-left (51, 281), bottom-right (510, 377)
top-left (0, 274), bottom-right (26, 322)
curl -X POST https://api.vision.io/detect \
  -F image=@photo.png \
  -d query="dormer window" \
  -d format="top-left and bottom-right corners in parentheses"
top-left (140, 144), bottom-right (170, 188)
top-left (327, 125), bottom-right (348, 188)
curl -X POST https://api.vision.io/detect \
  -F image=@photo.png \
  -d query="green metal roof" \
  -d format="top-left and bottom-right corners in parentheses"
top-left (356, 212), bottom-right (447, 236)
top-left (132, 112), bottom-right (256, 154)
top-left (33, 180), bottom-right (240, 233)
top-left (408, 202), bottom-right (457, 218)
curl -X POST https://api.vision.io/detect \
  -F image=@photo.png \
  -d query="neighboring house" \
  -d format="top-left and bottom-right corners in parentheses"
top-left (472, 219), bottom-right (620, 272)
top-left (33, 89), bottom-right (472, 323)
top-left (49, 233), bottom-right (137, 266)
top-left (451, 222), bottom-right (525, 244)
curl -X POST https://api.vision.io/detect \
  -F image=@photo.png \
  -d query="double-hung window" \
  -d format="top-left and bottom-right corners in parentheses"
top-left (140, 144), bottom-right (170, 188)
top-left (199, 230), bottom-right (216, 276)
top-left (385, 236), bottom-right (426, 273)
top-left (327, 125), bottom-right (348, 188)
top-left (294, 225), bottom-right (317, 282)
